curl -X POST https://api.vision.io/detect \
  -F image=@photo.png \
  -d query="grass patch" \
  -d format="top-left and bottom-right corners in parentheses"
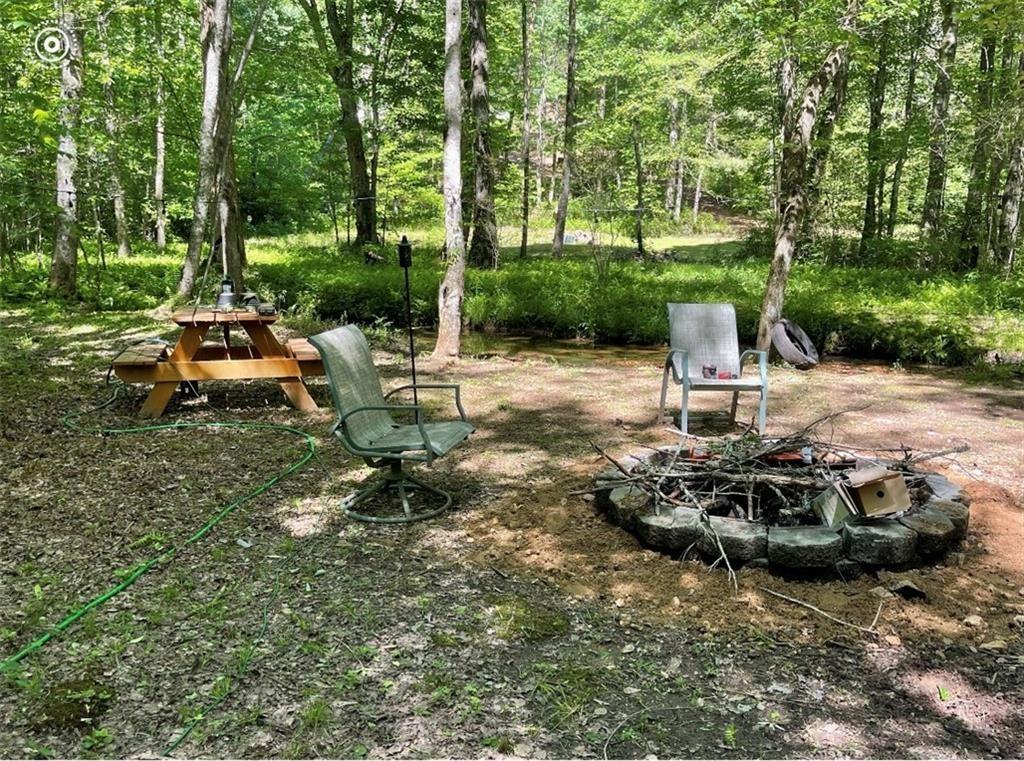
top-left (3, 231), bottom-right (1023, 365)
top-left (491, 597), bottom-right (569, 641)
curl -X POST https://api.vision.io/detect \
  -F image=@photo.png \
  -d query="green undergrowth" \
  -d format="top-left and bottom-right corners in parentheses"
top-left (2, 232), bottom-right (1023, 366)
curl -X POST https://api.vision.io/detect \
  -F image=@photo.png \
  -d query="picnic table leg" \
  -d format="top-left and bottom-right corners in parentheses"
top-left (242, 324), bottom-right (318, 412)
top-left (140, 325), bottom-right (209, 418)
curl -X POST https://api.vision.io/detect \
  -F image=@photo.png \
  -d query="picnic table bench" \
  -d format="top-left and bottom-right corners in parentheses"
top-left (112, 308), bottom-right (323, 418)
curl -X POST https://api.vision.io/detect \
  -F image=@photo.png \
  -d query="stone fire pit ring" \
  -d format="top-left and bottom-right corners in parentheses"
top-left (593, 453), bottom-right (970, 578)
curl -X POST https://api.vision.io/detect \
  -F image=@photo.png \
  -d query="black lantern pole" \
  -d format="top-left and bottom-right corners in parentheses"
top-left (398, 235), bottom-right (418, 405)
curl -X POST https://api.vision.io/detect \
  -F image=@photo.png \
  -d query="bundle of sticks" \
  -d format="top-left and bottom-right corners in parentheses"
top-left (590, 408), bottom-right (968, 527)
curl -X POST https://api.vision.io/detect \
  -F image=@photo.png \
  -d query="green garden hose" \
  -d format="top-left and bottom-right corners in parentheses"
top-left (0, 386), bottom-right (317, 674)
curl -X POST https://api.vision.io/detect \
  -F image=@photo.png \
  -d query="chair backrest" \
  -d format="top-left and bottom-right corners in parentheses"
top-left (667, 303), bottom-right (740, 378)
top-left (309, 325), bottom-right (395, 447)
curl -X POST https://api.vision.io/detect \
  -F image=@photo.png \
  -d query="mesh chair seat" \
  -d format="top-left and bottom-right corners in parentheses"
top-left (368, 420), bottom-right (475, 456)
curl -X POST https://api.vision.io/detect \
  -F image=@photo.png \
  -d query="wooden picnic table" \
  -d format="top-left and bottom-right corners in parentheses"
top-left (112, 308), bottom-right (324, 418)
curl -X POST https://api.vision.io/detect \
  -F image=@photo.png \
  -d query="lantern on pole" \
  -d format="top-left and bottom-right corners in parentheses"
top-left (397, 235), bottom-right (418, 404)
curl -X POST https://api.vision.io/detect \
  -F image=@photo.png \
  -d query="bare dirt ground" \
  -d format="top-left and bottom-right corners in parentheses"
top-left (1, 309), bottom-right (1022, 758)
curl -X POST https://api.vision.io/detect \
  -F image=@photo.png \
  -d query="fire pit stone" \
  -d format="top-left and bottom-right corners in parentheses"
top-left (898, 506), bottom-right (957, 555)
top-left (696, 516), bottom-right (768, 564)
top-left (843, 519), bottom-right (918, 565)
top-left (927, 499), bottom-right (969, 540)
top-left (636, 507), bottom-right (702, 552)
top-left (768, 526), bottom-right (844, 568)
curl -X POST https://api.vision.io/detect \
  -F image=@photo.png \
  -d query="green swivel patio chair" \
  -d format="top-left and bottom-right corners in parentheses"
top-left (657, 303), bottom-right (768, 436)
top-left (310, 325), bottom-right (474, 523)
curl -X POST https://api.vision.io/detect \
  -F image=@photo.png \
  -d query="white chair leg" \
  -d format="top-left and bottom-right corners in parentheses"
top-left (730, 391), bottom-right (739, 423)
top-left (758, 389), bottom-right (767, 435)
top-left (680, 382), bottom-right (689, 436)
top-left (658, 365), bottom-right (671, 422)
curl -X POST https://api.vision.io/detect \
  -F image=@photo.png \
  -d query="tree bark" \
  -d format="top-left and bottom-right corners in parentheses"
top-left (693, 115), bottom-right (716, 227)
top-left (859, 26), bottom-right (889, 253)
top-left (178, 0), bottom-right (232, 297)
top-left (535, 81), bottom-right (546, 206)
top-left (297, 0), bottom-right (377, 247)
top-left (433, 0), bottom-right (466, 359)
top-left (997, 136), bottom-right (1024, 269)
top-left (519, 0), bottom-right (531, 258)
top-left (774, 54), bottom-right (797, 221)
top-left (959, 36), bottom-right (997, 267)
top-left (756, 1), bottom-right (860, 352)
top-left (666, 98), bottom-right (679, 215)
top-left (551, 0), bottom-right (577, 256)
top-left (632, 124), bottom-right (644, 256)
top-left (50, 11), bottom-right (84, 298)
top-left (467, 0), bottom-right (498, 268)
top-left (920, 0), bottom-right (957, 237)
top-left (154, 5), bottom-right (167, 252)
top-left (886, 0), bottom-right (930, 238)
top-left (96, 11), bottom-right (131, 257)
top-left (802, 56), bottom-right (849, 240)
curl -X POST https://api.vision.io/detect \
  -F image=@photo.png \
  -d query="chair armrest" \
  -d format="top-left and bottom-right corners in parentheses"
top-left (665, 348), bottom-right (689, 384)
top-left (739, 350), bottom-right (768, 383)
top-left (384, 383), bottom-right (468, 422)
top-left (338, 404), bottom-right (436, 462)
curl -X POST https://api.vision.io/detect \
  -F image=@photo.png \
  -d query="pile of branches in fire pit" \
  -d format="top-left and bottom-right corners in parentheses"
top-left (591, 410), bottom-right (967, 527)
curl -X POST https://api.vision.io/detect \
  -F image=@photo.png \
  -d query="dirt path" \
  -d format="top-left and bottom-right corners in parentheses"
top-left (0, 310), bottom-right (1021, 758)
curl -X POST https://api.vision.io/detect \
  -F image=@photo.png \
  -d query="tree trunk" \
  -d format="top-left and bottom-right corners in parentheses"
top-left (433, 0), bottom-right (465, 359)
top-left (802, 57), bottom-right (849, 241)
top-left (97, 11), bottom-right (131, 257)
top-left (632, 125), bottom-right (644, 256)
top-left (997, 133), bottom-right (1024, 269)
top-left (154, 5), bottom-right (167, 252)
top-left (50, 11), bottom-right (84, 298)
top-left (859, 26), bottom-right (889, 253)
top-left (666, 98), bottom-right (679, 214)
top-left (535, 82), bottom-right (546, 206)
top-left (551, 0), bottom-right (577, 256)
top-left (959, 36), bottom-right (997, 267)
top-left (693, 115), bottom-right (716, 227)
top-left (886, 0), bottom-right (930, 238)
top-left (178, 0), bottom-right (232, 297)
top-left (519, 0), bottom-right (531, 259)
top-left (920, 0), bottom-right (957, 237)
top-left (467, 0), bottom-right (498, 268)
top-left (775, 54), bottom-right (797, 221)
top-left (756, 2), bottom-right (859, 352)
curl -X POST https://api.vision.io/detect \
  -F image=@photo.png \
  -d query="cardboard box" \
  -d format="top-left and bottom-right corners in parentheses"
top-left (844, 466), bottom-right (911, 517)
top-left (812, 485), bottom-right (856, 529)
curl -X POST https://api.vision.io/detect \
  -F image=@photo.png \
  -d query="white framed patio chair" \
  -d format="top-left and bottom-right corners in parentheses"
top-left (657, 303), bottom-right (768, 436)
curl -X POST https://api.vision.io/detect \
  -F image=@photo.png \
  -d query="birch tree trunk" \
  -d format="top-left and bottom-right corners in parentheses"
top-left (433, 0), bottom-right (465, 359)
top-left (97, 11), bottom-right (131, 257)
top-left (920, 0), bottom-right (957, 237)
top-left (802, 56), bottom-right (848, 240)
top-left (756, 1), bottom-right (860, 351)
top-left (551, 0), bottom-right (577, 256)
top-left (774, 54), bottom-right (797, 221)
top-left (50, 12), bottom-right (83, 298)
top-left (154, 5), bottom-right (167, 252)
top-left (519, 0), bottom-right (531, 258)
top-left (467, 0), bottom-right (498, 268)
top-left (666, 98), bottom-right (679, 215)
top-left (178, 0), bottom-right (232, 297)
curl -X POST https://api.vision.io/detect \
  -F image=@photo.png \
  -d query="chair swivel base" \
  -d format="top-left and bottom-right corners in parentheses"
top-left (339, 461), bottom-right (452, 524)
